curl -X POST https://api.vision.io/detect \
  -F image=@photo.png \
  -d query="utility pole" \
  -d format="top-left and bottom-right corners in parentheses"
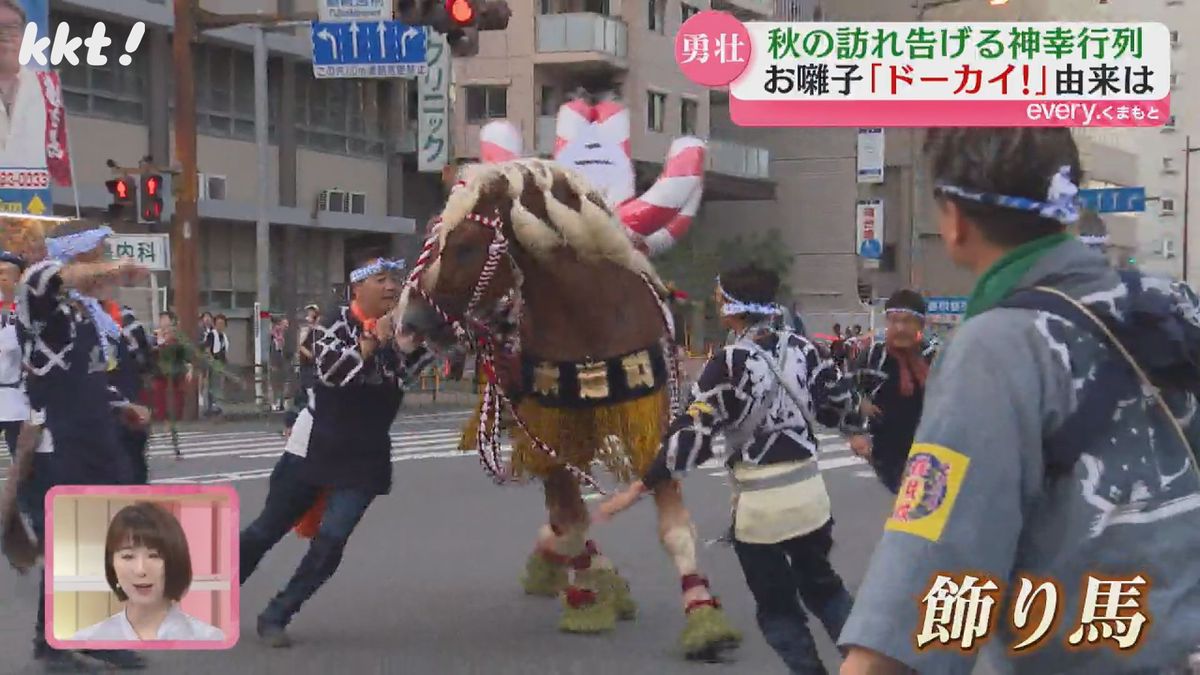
top-left (172, 0), bottom-right (201, 421)
top-left (1183, 136), bottom-right (1200, 284)
top-left (254, 26), bottom-right (270, 406)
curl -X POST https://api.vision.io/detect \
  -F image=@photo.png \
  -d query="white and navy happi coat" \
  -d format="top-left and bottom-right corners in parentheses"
top-left (642, 326), bottom-right (862, 489)
top-left (18, 260), bottom-right (132, 485)
top-left (294, 305), bottom-right (436, 495)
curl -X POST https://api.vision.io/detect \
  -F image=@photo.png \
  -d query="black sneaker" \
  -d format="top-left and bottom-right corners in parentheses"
top-left (256, 616), bottom-right (292, 648)
top-left (79, 649), bottom-right (146, 670)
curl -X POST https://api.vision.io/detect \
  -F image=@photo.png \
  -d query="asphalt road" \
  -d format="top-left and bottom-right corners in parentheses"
top-left (0, 411), bottom-right (919, 675)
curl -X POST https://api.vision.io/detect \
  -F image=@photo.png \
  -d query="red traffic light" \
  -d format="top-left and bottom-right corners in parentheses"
top-left (106, 177), bottom-right (135, 203)
top-left (447, 0), bottom-right (474, 24)
top-left (144, 174), bottom-right (161, 197)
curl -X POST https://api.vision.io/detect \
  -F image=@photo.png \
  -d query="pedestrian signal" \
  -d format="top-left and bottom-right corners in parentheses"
top-left (139, 174), bottom-right (164, 225)
top-left (856, 279), bottom-right (872, 303)
top-left (106, 176), bottom-right (136, 219)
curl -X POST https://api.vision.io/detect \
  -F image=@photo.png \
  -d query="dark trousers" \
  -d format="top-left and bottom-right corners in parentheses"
top-left (120, 427), bottom-right (149, 485)
top-left (239, 453), bottom-right (376, 628)
top-left (27, 453), bottom-right (50, 650)
top-left (733, 519), bottom-right (853, 675)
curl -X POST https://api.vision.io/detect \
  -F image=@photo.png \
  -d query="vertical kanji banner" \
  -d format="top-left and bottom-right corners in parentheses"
top-left (0, 0), bottom-right (54, 214)
top-left (676, 13), bottom-right (1172, 127)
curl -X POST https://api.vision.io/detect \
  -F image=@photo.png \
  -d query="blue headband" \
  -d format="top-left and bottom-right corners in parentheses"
top-left (46, 226), bottom-right (114, 262)
top-left (935, 165), bottom-right (1080, 226)
top-left (350, 258), bottom-right (405, 283)
top-left (0, 250), bottom-right (24, 270)
top-left (716, 276), bottom-right (782, 317)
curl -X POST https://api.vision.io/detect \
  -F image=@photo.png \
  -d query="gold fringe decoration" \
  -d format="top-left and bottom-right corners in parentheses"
top-left (508, 389), bottom-right (670, 484)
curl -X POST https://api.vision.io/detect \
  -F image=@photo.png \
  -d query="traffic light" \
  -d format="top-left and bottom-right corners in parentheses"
top-left (446, 0), bottom-right (474, 23)
top-left (105, 176), bottom-right (136, 219)
top-left (394, 1), bottom-right (511, 57)
top-left (139, 173), bottom-right (164, 225)
top-left (856, 278), bottom-right (872, 304)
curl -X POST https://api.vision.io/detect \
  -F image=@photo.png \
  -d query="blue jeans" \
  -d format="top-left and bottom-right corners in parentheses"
top-left (239, 453), bottom-right (375, 627)
top-left (733, 519), bottom-right (853, 675)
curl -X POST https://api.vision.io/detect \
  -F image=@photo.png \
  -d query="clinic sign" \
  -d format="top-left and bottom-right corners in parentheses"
top-left (418, 29), bottom-right (450, 172)
top-left (106, 234), bottom-right (170, 272)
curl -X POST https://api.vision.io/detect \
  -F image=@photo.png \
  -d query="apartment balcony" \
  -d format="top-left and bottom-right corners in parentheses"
top-left (708, 139), bottom-right (770, 180)
top-left (711, 0), bottom-right (776, 20)
top-left (705, 139), bottom-right (774, 200)
top-left (535, 13), bottom-right (629, 74)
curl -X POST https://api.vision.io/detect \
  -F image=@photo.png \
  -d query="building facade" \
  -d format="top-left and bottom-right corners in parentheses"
top-left (50, 0), bottom-right (445, 365)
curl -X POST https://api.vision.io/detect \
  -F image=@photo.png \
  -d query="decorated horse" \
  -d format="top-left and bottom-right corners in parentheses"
top-left (393, 99), bottom-right (741, 659)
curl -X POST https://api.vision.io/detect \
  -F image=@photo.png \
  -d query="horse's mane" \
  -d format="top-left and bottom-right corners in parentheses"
top-left (436, 158), bottom-right (665, 291)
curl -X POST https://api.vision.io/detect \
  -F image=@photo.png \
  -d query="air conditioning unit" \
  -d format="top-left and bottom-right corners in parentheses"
top-left (1162, 198), bottom-right (1177, 215)
top-left (197, 173), bottom-right (227, 201)
top-left (318, 189), bottom-right (367, 215)
top-left (1164, 157), bottom-right (1179, 173)
top-left (1163, 238), bottom-right (1178, 258)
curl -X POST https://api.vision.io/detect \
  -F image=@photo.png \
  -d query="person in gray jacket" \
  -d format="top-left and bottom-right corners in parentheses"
top-left (839, 128), bottom-right (1200, 674)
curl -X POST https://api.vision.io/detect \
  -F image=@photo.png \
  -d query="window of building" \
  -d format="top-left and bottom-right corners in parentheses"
top-left (190, 43), bottom-right (283, 143)
top-left (680, 98), bottom-right (698, 135)
top-left (54, 13), bottom-right (148, 123)
top-left (295, 68), bottom-right (389, 157)
top-left (648, 0), bottom-right (665, 34)
top-left (647, 91), bottom-right (666, 132)
top-left (682, 3), bottom-right (699, 22)
top-left (1163, 197), bottom-right (1177, 212)
top-left (465, 86), bottom-right (508, 123)
top-left (540, 85), bottom-right (560, 115)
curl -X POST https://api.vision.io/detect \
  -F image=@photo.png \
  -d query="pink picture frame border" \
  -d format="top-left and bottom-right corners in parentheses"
top-left (43, 484), bottom-right (240, 651)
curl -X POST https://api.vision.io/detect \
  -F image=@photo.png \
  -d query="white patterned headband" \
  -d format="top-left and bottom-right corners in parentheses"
top-left (885, 308), bottom-right (925, 320)
top-left (934, 165), bottom-right (1080, 226)
top-left (46, 226), bottom-right (114, 262)
top-left (716, 276), bottom-right (782, 317)
top-left (350, 258), bottom-right (405, 283)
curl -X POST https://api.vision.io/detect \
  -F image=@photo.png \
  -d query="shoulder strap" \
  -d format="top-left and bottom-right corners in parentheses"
top-left (742, 335), bottom-right (820, 438)
top-left (1000, 286), bottom-right (1199, 481)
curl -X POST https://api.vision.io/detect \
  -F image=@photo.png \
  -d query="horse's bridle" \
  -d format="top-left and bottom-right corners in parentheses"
top-left (404, 209), bottom-right (511, 345)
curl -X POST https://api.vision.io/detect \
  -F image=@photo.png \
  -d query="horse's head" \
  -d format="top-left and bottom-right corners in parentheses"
top-left (397, 158), bottom-right (661, 351)
top-left (397, 163), bottom-right (522, 348)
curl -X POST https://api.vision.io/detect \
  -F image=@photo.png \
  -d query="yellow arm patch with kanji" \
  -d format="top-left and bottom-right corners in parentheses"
top-left (885, 443), bottom-right (970, 543)
top-left (687, 401), bottom-right (715, 420)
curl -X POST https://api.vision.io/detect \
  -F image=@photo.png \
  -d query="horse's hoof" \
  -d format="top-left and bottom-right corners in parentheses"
top-left (680, 605), bottom-right (742, 661)
top-left (558, 593), bottom-right (616, 634)
top-left (595, 569), bottom-right (637, 621)
top-left (520, 552), bottom-right (567, 597)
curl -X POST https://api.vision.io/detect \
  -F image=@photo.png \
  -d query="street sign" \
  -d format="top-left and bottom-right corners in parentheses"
top-left (926, 296), bottom-right (968, 315)
top-left (310, 20), bottom-right (427, 79)
top-left (106, 234), bottom-right (171, 272)
top-left (1077, 187), bottom-right (1146, 214)
top-left (418, 30), bottom-right (451, 173)
top-left (319, 0), bottom-right (391, 23)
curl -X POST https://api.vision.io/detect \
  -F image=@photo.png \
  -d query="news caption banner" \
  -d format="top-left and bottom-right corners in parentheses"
top-left (674, 11), bottom-right (1171, 127)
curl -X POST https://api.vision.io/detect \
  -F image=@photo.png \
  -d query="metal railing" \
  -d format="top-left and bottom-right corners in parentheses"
top-left (536, 13), bottom-right (628, 58)
top-left (707, 139), bottom-right (772, 180)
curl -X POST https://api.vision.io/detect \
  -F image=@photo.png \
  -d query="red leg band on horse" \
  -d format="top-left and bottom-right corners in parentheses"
top-left (565, 587), bottom-right (598, 608)
top-left (539, 549), bottom-right (571, 566)
top-left (681, 574), bottom-right (710, 593)
top-left (685, 597), bottom-right (721, 614)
